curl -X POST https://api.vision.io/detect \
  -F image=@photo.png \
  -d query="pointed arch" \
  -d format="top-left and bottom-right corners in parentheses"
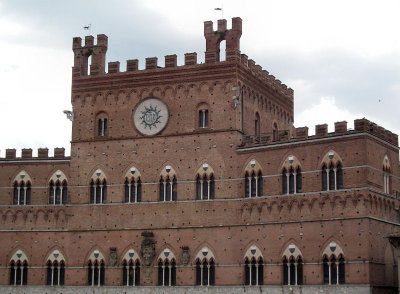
top-left (12, 171), bottom-right (32, 205)
top-left (196, 163), bottom-right (215, 200)
top-left (195, 246), bottom-right (215, 286)
top-left (124, 166), bottom-right (142, 203)
top-left (282, 243), bottom-right (303, 286)
top-left (159, 165), bottom-right (177, 202)
top-left (244, 159), bottom-right (263, 198)
top-left (157, 248), bottom-right (176, 286)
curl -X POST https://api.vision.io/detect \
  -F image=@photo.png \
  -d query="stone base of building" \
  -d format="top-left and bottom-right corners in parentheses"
top-left (0, 285), bottom-right (394, 294)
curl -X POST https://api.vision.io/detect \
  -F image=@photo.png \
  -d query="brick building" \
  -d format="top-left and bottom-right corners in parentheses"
top-left (0, 18), bottom-right (399, 293)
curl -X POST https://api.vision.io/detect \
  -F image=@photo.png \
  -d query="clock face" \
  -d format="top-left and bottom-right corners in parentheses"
top-left (133, 98), bottom-right (169, 136)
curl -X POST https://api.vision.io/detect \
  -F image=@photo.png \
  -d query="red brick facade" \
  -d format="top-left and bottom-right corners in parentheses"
top-left (0, 18), bottom-right (399, 292)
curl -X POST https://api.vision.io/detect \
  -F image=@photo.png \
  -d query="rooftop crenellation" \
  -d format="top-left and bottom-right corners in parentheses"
top-left (71, 18), bottom-right (293, 101)
top-left (0, 148), bottom-right (68, 161)
top-left (240, 118), bottom-right (399, 148)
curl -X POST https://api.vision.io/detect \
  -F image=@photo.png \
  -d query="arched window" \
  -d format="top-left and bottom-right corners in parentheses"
top-left (383, 156), bottom-right (391, 194)
top-left (196, 165), bottom-right (215, 200)
top-left (322, 242), bottom-right (345, 285)
top-left (282, 157), bottom-right (302, 195)
top-left (9, 250), bottom-right (28, 286)
top-left (98, 118), bottom-right (108, 136)
top-left (244, 257), bottom-right (263, 286)
top-left (122, 250), bottom-right (140, 286)
top-left (244, 160), bottom-right (263, 198)
top-left (282, 244), bottom-right (303, 285)
top-left (48, 170), bottom-right (68, 205)
top-left (88, 250), bottom-right (105, 286)
top-left (13, 178), bottom-right (31, 205)
top-left (89, 169), bottom-right (107, 204)
top-left (157, 258), bottom-right (176, 286)
top-left (244, 245), bottom-right (263, 286)
top-left (124, 178), bottom-right (142, 203)
top-left (199, 109), bottom-right (209, 128)
top-left (245, 171), bottom-right (263, 198)
top-left (321, 162), bottom-right (343, 191)
top-left (49, 180), bottom-right (68, 205)
top-left (160, 167), bottom-right (177, 202)
top-left (195, 247), bottom-right (215, 286)
top-left (46, 250), bottom-right (65, 286)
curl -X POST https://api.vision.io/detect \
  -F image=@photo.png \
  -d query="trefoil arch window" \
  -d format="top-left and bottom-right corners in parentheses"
top-left (122, 249), bottom-right (140, 286)
top-left (49, 170), bottom-right (68, 205)
top-left (9, 250), bottom-right (28, 286)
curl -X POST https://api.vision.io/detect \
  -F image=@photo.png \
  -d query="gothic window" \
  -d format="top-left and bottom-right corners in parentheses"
top-left (199, 109), bottom-right (209, 128)
top-left (9, 250), bottom-right (28, 286)
top-left (124, 167), bottom-right (142, 203)
top-left (282, 161), bottom-right (302, 195)
top-left (90, 179), bottom-right (107, 204)
top-left (88, 250), bottom-right (105, 286)
top-left (245, 171), bottom-right (263, 198)
top-left (244, 257), bottom-right (263, 286)
top-left (46, 260), bottom-right (65, 286)
top-left (282, 244), bottom-right (303, 286)
top-left (196, 164), bottom-right (215, 200)
top-left (322, 162), bottom-right (343, 191)
top-left (49, 180), bottom-right (68, 205)
top-left (98, 118), bottom-right (108, 137)
top-left (49, 170), bottom-right (68, 205)
top-left (322, 242), bottom-right (345, 285)
top-left (46, 250), bottom-right (65, 286)
top-left (383, 156), bottom-right (391, 194)
top-left (195, 258), bottom-right (215, 286)
top-left (158, 259), bottom-right (176, 286)
top-left (13, 181), bottom-right (31, 205)
top-left (244, 160), bottom-right (263, 198)
top-left (122, 250), bottom-right (140, 286)
top-left (160, 167), bottom-right (177, 202)
top-left (90, 169), bottom-right (107, 204)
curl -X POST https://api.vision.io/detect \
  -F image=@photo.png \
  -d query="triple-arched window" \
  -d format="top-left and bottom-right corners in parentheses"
top-left (90, 169), bottom-right (107, 204)
top-left (124, 167), bottom-right (142, 203)
top-left (282, 244), bottom-right (303, 286)
top-left (49, 170), bottom-right (68, 205)
top-left (157, 249), bottom-right (176, 286)
top-left (46, 250), bottom-right (65, 286)
top-left (196, 163), bottom-right (215, 200)
top-left (13, 171), bottom-right (32, 205)
top-left (282, 166), bottom-right (302, 194)
top-left (244, 246), bottom-right (263, 286)
top-left (122, 250), bottom-right (140, 286)
top-left (322, 242), bottom-right (345, 285)
top-left (244, 160), bottom-right (263, 198)
top-left (195, 247), bottom-right (215, 286)
top-left (9, 250), bottom-right (28, 286)
top-left (159, 166), bottom-right (177, 202)
top-left (88, 250), bottom-right (105, 286)
top-left (321, 151), bottom-right (343, 191)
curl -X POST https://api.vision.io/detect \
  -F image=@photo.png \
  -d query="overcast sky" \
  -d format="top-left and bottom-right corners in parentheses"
top-left (1, 0), bottom-right (399, 157)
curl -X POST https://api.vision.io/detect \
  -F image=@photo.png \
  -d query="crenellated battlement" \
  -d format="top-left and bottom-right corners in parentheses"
top-left (71, 18), bottom-right (293, 101)
top-left (0, 148), bottom-right (68, 161)
top-left (240, 118), bottom-right (399, 148)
